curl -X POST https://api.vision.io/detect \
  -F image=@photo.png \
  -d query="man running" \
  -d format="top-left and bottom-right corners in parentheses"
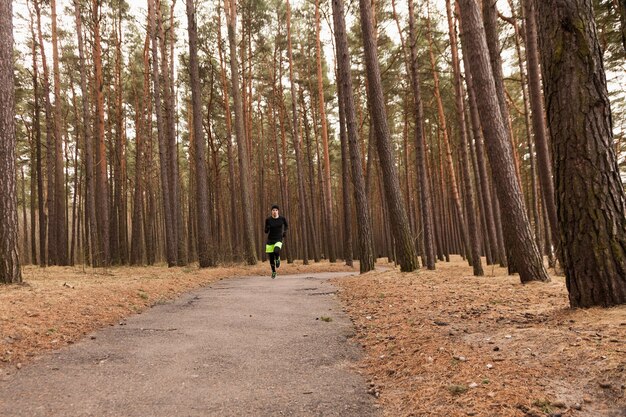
top-left (265, 205), bottom-right (288, 278)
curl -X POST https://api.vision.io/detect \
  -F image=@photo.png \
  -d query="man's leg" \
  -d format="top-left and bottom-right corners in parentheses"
top-left (268, 252), bottom-right (276, 272)
top-left (273, 242), bottom-right (282, 268)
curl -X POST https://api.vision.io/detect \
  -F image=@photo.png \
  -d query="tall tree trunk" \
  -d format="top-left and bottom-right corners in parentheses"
top-left (315, 0), bottom-right (337, 263)
top-left (73, 0), bottom-right (98, 267)
top-left (27, 1), bottom-right (43, 266)
top-left (407, 0), bottom-right (436, 270)
top-left (217, 4), bottom-right (238, 255)
top-left (482, 0), bottom-right (525, 273)
top-left (300, 87), bottom-right (322, 263)
top-left (34, 0), bottom-right (54, 266)
top-left (458, 0), bottom-right (549, 283)
top-left (186, 0), bottom-right (214, 267)
top-left (332, 0), bottom-right (375, 272)
top-left (0, 0), bottom-right (22, 283)
top-left (425, 5), bottom-right (471, 265)
top-left (149, 0), bottom-right (176, 266)
top-left (115, 10), bottom-right (128, 265)
top-left (225, 0), bottom-right (257, 265)
top-left (158, 0), bottom-right (186, 266)
top-left (93, 0), bottom-right (110, 266)
top-left (286, 0), bottom-right (309, 265)
top-left (460, 20), bottom-right (503, 266)
top-left (535, 0), bottom-right (626, 307)
top-left (337, 69), bottom-right (353, 267)
top-left (446, 0), bottom-right (483, 276)
top-left (523, 0), bottom-right (560, 259)
top-left (50, 0), bottom-right (67, 265)
top-left (358, 0), bottom-right (418, 272)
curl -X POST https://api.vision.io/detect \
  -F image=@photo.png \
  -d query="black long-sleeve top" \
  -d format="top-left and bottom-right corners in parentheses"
top-left (265, 216), bottom-right (288, 244)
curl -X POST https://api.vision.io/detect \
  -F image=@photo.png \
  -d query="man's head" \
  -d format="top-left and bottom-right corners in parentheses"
top-left (271, 205), bottom-right (279, 218)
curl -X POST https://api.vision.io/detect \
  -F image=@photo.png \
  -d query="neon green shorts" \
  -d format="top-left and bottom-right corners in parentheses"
top-left (265, 241), bottom-right (283, 253)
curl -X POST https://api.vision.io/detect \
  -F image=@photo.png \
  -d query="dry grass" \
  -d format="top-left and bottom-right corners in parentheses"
top-left (334, 257), bottom-right (626, 417)
top-left (0, 260), bottom-right (354, 367)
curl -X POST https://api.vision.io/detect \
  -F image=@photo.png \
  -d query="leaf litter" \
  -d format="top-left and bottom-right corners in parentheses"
top-left (333, 256), bottom-right (626, 417)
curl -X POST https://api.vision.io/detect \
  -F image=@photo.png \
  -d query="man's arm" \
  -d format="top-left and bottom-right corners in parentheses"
top-left (264, 218), bottom-right (269, 234)
top-left (282, 217), bottom-right (288, 237)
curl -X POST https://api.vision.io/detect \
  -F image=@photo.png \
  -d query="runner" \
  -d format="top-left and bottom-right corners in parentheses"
top-left (265, 205), bottom-right (288, 278)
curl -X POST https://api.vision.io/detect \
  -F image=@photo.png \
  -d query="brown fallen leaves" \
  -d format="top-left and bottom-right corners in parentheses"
top-left (334, 256), bottom-right (626, 417)
top-left (0, 260), bottom-right (353, 367)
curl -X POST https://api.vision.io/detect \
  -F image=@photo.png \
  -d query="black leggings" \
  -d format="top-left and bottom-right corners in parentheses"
top-left (268, 247), bottom-right (281, 271)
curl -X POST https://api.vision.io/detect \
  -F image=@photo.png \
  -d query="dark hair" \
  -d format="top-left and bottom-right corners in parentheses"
top-left (271, 205), bottom-right (279, 210)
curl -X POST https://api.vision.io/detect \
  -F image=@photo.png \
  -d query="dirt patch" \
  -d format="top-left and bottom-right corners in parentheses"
top-left (334, 257), bottom-right (626, 417)
top-left (0, 260), bottom-right (353, 367)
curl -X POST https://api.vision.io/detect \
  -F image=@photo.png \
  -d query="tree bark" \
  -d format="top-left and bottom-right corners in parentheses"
top-left (535, 0), bottom-right (626, 307)
top-left (458, 0), bottom-right (549, 283)
top-left (358, 0), bottom-right (418, 272)
top-left (0, 0), bottom-right (22, 283)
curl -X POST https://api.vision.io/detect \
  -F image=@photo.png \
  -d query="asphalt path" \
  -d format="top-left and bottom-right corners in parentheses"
top-left (0, 271), bottom-right (380, 417)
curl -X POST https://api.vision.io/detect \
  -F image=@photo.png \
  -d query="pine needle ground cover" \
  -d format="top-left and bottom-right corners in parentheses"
top-left (334, 257), bottom-right (626, 417)
top-left (0, 261), bottom-right (353, 367)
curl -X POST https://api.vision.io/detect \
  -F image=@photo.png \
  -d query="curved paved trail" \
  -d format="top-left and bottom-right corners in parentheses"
top-left (0, 271), bottom-right (380, 417)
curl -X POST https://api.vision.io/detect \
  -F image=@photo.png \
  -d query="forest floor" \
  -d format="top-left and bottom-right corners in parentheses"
top-left (334, 256), bottom-right (626, 417)
top-left (0, 259), bottom-right (353, 367)
top-left (2, 257), bottom-right (625, 416)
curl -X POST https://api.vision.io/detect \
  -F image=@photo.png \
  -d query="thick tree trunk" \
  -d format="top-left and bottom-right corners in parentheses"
top-left (535, 0), bottom-right (626, 307)
top-left (186, 0), bottom-right (214, 268)
top-left (0, 0), bottom-right (22, 283)
top-left (225, 0), bottom-right (257, 265)
top-left (408, 0), bottom-right (436, 270)
top-left (358, 0), bottom-right (418, 272)
top-left (332, 0), bottom-right (375, 273)
top-left (458, 0), bottom-right (549, 283)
